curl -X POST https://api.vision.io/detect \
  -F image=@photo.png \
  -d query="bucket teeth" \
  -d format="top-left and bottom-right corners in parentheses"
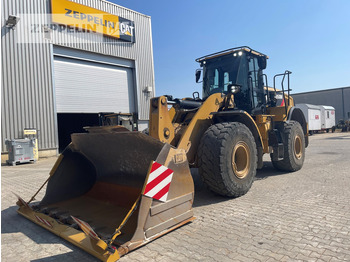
top-left (40, 207), bottom-right (58, 215)
top-left (31, 204), bottom-right (41, 211)
top-left (50, 210), bottom-right (69, 219)
top-left (65, 216), bottom-right (75, 225)
top-left (48, 210), bottom-right (58, 217)
top-left (70, 223), bottom-right (79, 230)
top-left (57, 214), bottom-right (70, 224)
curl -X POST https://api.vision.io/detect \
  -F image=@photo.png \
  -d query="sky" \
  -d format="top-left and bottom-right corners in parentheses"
top-left (111, 0), bottom-right (350, 99)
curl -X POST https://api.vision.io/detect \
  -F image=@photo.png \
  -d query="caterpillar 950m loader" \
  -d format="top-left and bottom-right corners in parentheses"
top-left (16, 47), bottom-right (308, 261)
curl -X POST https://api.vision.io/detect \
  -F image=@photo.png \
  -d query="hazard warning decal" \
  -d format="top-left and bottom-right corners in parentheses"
top-left (14, 193), bottom-right (31, 209)
top-left (71, 216), bottom-right (100, 241)
top-left (35, 215), bottom-right (53, 228)
top-left (143, 161), bottom-right (174, 202)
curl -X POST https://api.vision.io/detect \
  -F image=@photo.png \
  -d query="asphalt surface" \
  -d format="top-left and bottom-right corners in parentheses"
top-left (2, 132), bottom-right (350, 262)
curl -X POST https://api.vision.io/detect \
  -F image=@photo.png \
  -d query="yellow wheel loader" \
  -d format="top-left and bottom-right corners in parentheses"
top-left (16, 46), bottom-right (308, 261)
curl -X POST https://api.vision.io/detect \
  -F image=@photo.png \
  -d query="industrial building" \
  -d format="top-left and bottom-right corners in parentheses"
top-left (1, 0), bottom-right (155, 159)
top-left (292, 86), bottom-right (350, 124)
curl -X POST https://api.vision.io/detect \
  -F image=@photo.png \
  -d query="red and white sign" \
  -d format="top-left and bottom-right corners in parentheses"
top-left (35, 215), bottom-right (53, 228)
top-left (71, 216), bottom-right (100, 241)
top-left (315, 115), bottom-right (319, 120)
top-left (14, 193), bottom-right (31, 209)
top-left (143, 161), bottom-right (174, 202)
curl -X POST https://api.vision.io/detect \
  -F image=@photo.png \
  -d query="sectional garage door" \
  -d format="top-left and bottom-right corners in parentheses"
top-left (54, 56), bottom-right (135, 113)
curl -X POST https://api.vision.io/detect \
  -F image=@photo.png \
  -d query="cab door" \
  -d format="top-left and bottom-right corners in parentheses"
top-left (248, 56), bottom-right (265, 112)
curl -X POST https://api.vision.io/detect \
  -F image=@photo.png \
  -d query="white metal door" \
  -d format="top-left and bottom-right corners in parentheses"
top-left (54, 56), bottom-right (134, 113)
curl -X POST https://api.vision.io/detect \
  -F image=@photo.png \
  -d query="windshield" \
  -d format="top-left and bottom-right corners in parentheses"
top-left (202, 54), bottom-right (242, 98)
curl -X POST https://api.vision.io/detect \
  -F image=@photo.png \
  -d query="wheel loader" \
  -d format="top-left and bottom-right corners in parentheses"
top-left (16, 46), bottom-right (308, 261)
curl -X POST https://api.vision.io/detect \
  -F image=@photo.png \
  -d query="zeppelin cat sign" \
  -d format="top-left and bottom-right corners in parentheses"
top-left (51, 0), bottom-right (135, 42)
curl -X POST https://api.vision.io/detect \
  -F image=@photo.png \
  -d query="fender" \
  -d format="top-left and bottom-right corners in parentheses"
top-left (212, 110), bottom-right (263, 148)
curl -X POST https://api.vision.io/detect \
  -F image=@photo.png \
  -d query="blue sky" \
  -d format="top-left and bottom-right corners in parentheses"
top-left (112, 0), bottom-right (350, 98)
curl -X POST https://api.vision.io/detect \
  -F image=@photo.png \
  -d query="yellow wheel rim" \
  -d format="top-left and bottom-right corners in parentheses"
top-left (232, 142), bottom-right (250, 179)
top-left (294, 135), bottom-right (302, 160)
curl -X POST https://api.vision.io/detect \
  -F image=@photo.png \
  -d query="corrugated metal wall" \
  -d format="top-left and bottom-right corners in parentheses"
top-left (51, 0), bottom-right (155, 120)
top-left (1, 0), bottom-right (155, 152)
top-left (1, 0), bottom-right (57, 151)
top-left (292, 87), bottom-right (350, 123)
top-left (343, 87), bottom-right (350, 120)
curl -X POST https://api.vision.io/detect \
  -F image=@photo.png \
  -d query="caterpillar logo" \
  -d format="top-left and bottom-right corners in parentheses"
top-left (122, 25), bottom-right (132, 36)
top-left (119, 17), bottom-right (135, 39)
top-left (51, 0), bottom-right (135, 42)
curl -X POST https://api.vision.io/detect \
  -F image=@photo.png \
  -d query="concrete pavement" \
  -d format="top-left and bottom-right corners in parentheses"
top-left (2, 132), bottom-right (350, 261)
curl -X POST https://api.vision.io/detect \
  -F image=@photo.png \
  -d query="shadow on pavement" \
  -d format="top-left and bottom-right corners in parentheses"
top-left (255, 161), bottom-right (288, 180)
top-left (324, 135), bottom-right (350, 140)
top-left (191, 161), bottom-right (290, 208)
top-left (2, 163), bottom-right (290, 260)
top-left (30, 252), bottom-right (82, 262)
top-left (191, 168), bottom-right (230, 208)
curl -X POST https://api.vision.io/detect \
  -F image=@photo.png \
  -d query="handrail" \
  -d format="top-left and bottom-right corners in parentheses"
top-left (273, 70), bottom-right (292, 117)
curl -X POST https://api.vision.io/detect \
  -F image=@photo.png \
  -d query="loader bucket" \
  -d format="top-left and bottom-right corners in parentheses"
top-left (17, 132), bottom-right (194, 261)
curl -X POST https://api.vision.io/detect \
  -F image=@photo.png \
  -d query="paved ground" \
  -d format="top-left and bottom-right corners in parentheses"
top-left (2, 132), bottom-right (350, 262)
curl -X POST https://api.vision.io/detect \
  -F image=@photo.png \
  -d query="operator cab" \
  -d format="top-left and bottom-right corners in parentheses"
top-left (196, 46), bottom-right (268, 114)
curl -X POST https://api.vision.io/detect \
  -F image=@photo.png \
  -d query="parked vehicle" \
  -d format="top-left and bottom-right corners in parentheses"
top-left (295, 104), bottom-right (321, 134)
top-left (320, 105), bottom-right (336, 132)
top-left (16, 47), bottom-right (309, 261)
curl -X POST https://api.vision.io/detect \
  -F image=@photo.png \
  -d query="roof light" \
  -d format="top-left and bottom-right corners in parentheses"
top-left (233, 53), bottom-right (237, 57)
top-left (238, 51), bottom-right (243, 56)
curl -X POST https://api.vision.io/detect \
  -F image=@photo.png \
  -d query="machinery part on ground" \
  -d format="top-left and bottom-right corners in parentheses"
top-left (198, 122), bottom-right (257, 197)
top-left (99, 112), bottom-right (138, 131)
top-left (17, 132), bottom-right (194, 262)
top-left (336, 119), bottom-right (350, 132)
top-left (270, 121), bottom-right (305, 172)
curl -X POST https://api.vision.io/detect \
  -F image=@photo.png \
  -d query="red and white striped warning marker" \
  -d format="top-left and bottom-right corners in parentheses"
top-left (71, 216), bottom-right (100, 241)
top-left (143, 161), bottom-right (174, 202)
top-left (14, 193), bottom-right (31, 209)
top-left (35, 215), bottom-right (52, 228)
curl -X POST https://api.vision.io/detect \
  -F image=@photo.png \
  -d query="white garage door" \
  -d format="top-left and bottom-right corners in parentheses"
top-left (54, 56), bottom-right (134, 113)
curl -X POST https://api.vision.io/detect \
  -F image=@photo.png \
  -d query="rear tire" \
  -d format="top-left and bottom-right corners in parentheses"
top-left (198, 122), bottom-right (257, 197)
top-left (270, 121), bottom-right (305, 172)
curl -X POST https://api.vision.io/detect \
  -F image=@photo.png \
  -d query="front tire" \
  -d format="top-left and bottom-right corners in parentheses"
top-left (271, 121), bottom-right (305, 172)
top-left (198, 122), bottom-right (257, 197)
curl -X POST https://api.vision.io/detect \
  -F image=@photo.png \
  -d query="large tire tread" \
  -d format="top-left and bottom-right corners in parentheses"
top-left (271, 121), bottom-right (305, 172)
top-left (198, 122), bottom-right (257, 197)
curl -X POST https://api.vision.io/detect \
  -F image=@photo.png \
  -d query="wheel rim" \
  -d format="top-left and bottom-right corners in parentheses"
top-left (232, 142), bottom-right (250, 179)
top-left (294, 135), bottom-right (302, 160)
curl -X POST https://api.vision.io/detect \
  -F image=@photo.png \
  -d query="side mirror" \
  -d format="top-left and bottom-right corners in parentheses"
top-left (258, 56), bottom-right (267, 70)
top-left (228, 84), bottom-right (241, 94)
top-left (195, 69), bottom-right (202, 83)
